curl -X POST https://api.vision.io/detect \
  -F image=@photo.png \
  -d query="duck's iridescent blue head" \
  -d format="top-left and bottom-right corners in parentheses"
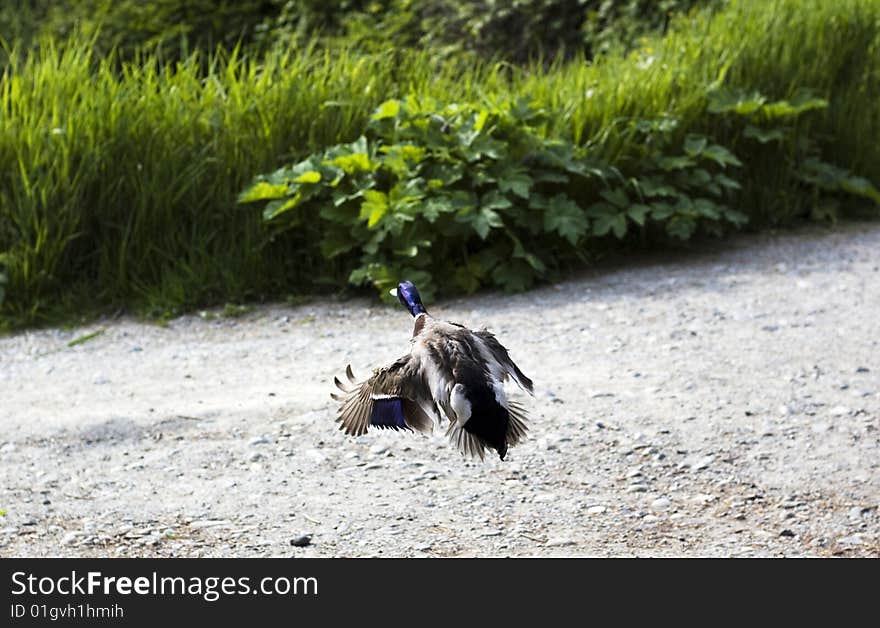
top-left (390, 280), bottom-right (427, 317)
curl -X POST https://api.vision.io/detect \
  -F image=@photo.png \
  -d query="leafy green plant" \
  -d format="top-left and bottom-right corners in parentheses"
top-left (241, 97), bottom-right (757, 297)
top-left (240, 96), bottom-right (610, 296)
top-left (593, 117), bottom-right (747, 242)
top-left (708, 87), bottom-right (880, 222)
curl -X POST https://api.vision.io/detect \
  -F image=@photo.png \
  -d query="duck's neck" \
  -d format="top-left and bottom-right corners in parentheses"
top-left (405, 296), bottom-right (427, 317)
top-left (412, 312), bottom-right (429, 336)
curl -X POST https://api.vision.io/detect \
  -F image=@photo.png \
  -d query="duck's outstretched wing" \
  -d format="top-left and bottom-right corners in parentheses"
top-left (473, 329), bottom-right (534, 395)
top-left (331, 357), bottom-right (435, 436)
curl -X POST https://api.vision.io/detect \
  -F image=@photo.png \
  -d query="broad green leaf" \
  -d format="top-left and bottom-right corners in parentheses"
top-left (322, 164), bottom-right (345, 187)
top-left (492, 260), bottom-right (534, 292)
top-left (715, 173), bottom-right (742, 190)
top-left (361, 190), bottom-right (389, 227)
top-left (650, 202), bottom-right (675, 220)
top-left (810, 199), bottom-right (840, 223)
top-left (627, 203), bottom-right (651, 225)
top-left (592, 212), bottom-right (627, 238)
top-left (509, 97), bottom-right (540, 123)
top-left (518, 251), bottom-right (546, 272)
top-left (585, 201), bottom-right (614, 218)
top-left (636, 176), bottom-right (677, 198)
top-left (762, 91), bottom-right (828, 119)
top-left (455, 265), bottom-right (481, 293)
top-left (693, 197), bottom-right (720, 219)
top-left (666, 215), bottom-right (697, 239)
top-left (468, 207), bottom-right (504, 239)
top-left (682, 168), bottom-right (713, 188)
top-left (294, 171), bottom-right (321, 184)
top-left (799, 157), bottom-right (846, 190)
top-left (321, 201), bottom-right (358, 222)
top-left (372, 99), bottom-right (401, 121)
top-left (634, 118), bottom-right (679, 134)
top-left (684, 134), bottom-right (708, 156)
top-left (599, 187), bottom-right (629, 208)
top-left (498, 171), bottom-right (533, 199)
top-left (265, 166), bottom-right (292, 186)
top-left (472, 167), bottom-right (498, 187)
top-left (532, 169), bottom-right (569, 184)
top-left (474, 109), bottom-right (489, 132)
top-left (841, 175), bottom-right (880, 204)
top-left (238, 181), bottom-right (289, 203)
top-left (263, 196), bottom-right (300, 220)
top-left (704, 182), bottom-right (722, 197)
top-left (320, 232), bottom-right (357, 258)
top-left (611, 215), bottom-right (627, 238)
top-left (420, 197), bottom-right (455, 222)
top-left (743, 124), bottom-right (786, 143)
top-left (702, 144), bottom-right (742, 168)
top-left (393, 245), bottom-right (419, 258)
top-left (331, 188), bottom-right (364, 208)
top-left (658, 155), bottom-right (696, 171)
top-left (593, 214), bottom-right (616, 236)
top-left (707, 88), bottom-right (766, 116)
top-left (481, 190), bottom-right (513, 211)
top-left (723, 208), bottom-right (749, 226)
top-left (466, 136), bottom-right (506, 161)
top-left (542, 194), bottom-right (588, 245)
top-left (428, 163), bottom-right (465, 185)
top-left (329, 152), bottom-right (374, 173)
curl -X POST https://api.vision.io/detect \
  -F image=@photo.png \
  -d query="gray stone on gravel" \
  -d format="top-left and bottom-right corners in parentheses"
top-left (60, 532), bottom-right (80, 546)
top-left (651, 497), bottom-right (672, 511)
top-left (544, 538), bottom-right (576, 547)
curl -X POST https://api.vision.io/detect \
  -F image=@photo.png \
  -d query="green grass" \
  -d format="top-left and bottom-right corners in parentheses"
top-left (1, 0), bottom-right (878, 328)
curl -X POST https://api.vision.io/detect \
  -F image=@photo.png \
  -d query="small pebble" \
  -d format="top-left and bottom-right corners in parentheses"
top-left (60, 532), bottom-right (80, 546)
top-left (290, 535), bottom-right (312, 547)
top-left (651, 497), bottom-right (671, 511)
top-left (544, 538), bottom-right (576, 547)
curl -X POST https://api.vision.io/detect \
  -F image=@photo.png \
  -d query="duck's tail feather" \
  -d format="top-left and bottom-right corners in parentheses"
top-left (506, 400), bottom-right (529, 445)
top-left (445, 421), bottom-right (487, 461)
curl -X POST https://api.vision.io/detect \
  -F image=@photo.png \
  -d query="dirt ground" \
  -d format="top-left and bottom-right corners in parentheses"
top-left (1, 223), bottom-right (878, 557)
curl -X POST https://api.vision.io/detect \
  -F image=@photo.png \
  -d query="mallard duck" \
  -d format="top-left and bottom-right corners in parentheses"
top-left (332, 281), bottom-right (533, 460)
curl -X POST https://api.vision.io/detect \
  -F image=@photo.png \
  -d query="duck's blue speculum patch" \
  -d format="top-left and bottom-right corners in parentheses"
top-left (370, 398), bottom-right (407, 429)
top-left (396, 281), bottom-right (427, 317)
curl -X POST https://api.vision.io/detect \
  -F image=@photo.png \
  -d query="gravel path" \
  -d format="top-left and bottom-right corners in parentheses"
top-left (1, 223), bottom-right (879, 557)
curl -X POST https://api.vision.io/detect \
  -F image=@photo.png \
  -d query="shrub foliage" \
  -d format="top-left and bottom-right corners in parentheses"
top-left (240, 90), bottom-right (877, 300)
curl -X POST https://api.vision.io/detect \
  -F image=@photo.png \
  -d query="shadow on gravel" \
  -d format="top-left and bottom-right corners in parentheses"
top-left (38, 415), bottom-right (201, 451)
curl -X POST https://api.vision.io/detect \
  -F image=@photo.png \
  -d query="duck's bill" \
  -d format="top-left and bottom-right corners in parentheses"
top-left (389, 288), bottom-right (398, 297)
